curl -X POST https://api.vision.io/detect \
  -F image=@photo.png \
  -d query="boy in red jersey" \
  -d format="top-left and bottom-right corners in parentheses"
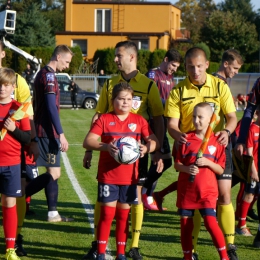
top-left (83, 82), bottom-right (159, 260)
top-left (0, 67), bottom-right (31, 260)
top-left (236, 105), bottom-right (260, 236)
top-left (175, 102), bottom-right (228, 260)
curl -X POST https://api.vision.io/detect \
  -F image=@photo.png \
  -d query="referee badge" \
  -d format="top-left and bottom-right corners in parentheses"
top-left (132, 96), bottom-right (141, 110)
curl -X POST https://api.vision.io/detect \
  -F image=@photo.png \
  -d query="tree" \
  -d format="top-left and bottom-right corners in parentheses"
top-left (11, 3), bottom-right (55, 47)
top-left (218, 0), bottom-right (256, 23)
top-left (175, 0), bottom-right (217, 43)
top-left (201, 10), bottom-right (260, 62)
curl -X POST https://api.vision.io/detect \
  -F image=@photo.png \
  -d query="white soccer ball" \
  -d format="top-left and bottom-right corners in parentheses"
top-left (113, 136), bottom-right (140, 165)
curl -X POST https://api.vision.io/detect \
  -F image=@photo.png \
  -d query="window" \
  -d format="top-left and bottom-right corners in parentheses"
top-left (131, 39), bottom-right (149, 50)
top-left (96, 9), bottom-right (111, 32)
top-left (72, 39), bottom-right (87, 56)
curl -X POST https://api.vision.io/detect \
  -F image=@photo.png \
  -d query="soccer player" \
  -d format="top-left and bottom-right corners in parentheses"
top-left (175, 102), bottom-right (228, 260)
top-left (235, 105), bottom-right (260, 236)
top-left (165, 47), bottom-right (238, 259)
top-left (33, 45), bottom-right (74, 222)
top-left (0, 40), bottom-right (39, 257)
top-left (0, 67), bottom-right (31, 260)
top-left (142, 49), bottom-right (182, 210)
top-left (82, 41), bottom-right (164, 260)
top-left (83, 82), bottom-right (159, 260)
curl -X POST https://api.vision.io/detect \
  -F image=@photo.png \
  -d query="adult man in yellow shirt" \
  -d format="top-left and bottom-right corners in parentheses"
top-left (82, 40), bottom-right (164, 260)
top-left (165, 47), bottom-right (238, 260)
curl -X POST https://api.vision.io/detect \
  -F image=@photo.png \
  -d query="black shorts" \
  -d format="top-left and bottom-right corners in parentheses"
top-left (217, 142), bottom-right (232, 180)
top-left (245, 180), bottom-right (260, 195)
top-left (37, 137), bottom-right (61, 167)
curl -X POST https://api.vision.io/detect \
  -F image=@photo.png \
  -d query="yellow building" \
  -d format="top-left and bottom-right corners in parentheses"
top-left (56, 0), bottom-right (189, 60)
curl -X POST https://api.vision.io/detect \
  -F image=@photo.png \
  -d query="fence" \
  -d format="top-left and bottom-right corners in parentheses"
top-left (71, 73), bottom-right (260, 97)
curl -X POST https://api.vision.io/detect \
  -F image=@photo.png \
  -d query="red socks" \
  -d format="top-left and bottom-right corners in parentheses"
top-left (115, 208), bottom-right (130, 256)
top-left (237, 201), bottom-right (251, 228)
top-left (2, 205), bottom-right (17, 249)
top-left (97, 205), bottom-right (116, 254)
top-left (180, 217), bottom-right (193, 260)
top-left (97, 205), bottom-right (130, 256)
top-left (204, 215), bottom-right (228, 259)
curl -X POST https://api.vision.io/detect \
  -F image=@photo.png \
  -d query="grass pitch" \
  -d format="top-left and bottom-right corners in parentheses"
top-left (0, 109), bottom-right (258, 260)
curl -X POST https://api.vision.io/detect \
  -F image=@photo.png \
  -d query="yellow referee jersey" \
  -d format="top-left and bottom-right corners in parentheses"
top-left (96, 71), bottom-right (164, 121)
top-left (165, 73), bottom-right (236, 133)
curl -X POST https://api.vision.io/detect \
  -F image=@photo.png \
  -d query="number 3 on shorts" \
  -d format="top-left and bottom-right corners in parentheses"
top-left (99, 184), bottom-right (110, 197)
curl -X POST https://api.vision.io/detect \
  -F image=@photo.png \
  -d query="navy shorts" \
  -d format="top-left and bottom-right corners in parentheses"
top-left (245, 180), bottom-right (260, 195)
top-left (217, 142), bottom-right (232, 180)
top-left (178, 208), bottom-right (217, 217)
top-left (22, 164), bottom-right (39, 182)
top-left (97, 183), bottom-right (138, 204)
top-left (37, 137), bottom-right (61, 167)
top-left (0, 164), bottom-right (22, 197)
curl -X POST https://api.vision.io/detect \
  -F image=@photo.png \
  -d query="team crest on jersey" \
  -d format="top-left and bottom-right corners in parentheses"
top-left (255, 133), bottom-right (259, 136)
top-left (46, 73), bottom-right (55, 82)
top-left (148, 71), bottom-right (155, 79)
top-left (132, 96), bottom-right (142, 110)
top-left (208, 145), bottom-right (216, 155)
top-left (128, 123), bottom-right (137, 132)
top-left (109, 122), bottom-right (115, 126)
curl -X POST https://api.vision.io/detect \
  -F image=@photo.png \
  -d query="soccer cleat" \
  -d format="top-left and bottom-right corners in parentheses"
top-left (47, 214), bottom-right (74, 222)
top-left (82, 241), bottom-right (97, 259)
top-left (15, 234), bottom-right (27, 256)
top-left (5, 249), bottom-right (21, 260)
top-left (227, 244), bottom-right (238, 260)
top-left (192, 252), bottom-right (199, 260)
top-left (116, 254), bottom-right (127, 260)
top-left (128, 247), bottom-right (142, 260)
top-left (142, 194), bottom-right (158, 210)
top-left (235, 226), bottom-right (253, 236)
top-left (96, 254), bottom-right (106, 260)
top-left (153, 192), bottom-right (165, 211)
top-left (247, 209), bottom-right (258, 221)
top-left (253, 230), bottom-right (260, 248)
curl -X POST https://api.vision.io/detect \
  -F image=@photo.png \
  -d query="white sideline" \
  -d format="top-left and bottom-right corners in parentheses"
top-left (61, 152), bottom-right (113, 259)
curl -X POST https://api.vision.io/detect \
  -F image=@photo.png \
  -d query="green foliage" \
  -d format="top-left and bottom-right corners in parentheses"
top-left (12, 3), bottom-right (55, 47)
top-left (207, 61), bottom-right (220, 74)
top-left (137, 49), bottom-right (151, 74)
top-left (67, 45), bottom-right (83, 74)
top-left (195, 42), bottom-right (211, 60)
top-left (201, 10), bottom-right (260, 62)
top-left (149, 49), bottom-right (166, 69)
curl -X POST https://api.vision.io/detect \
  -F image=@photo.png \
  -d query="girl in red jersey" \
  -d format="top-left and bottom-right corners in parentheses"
top-left (174, 102), bottom-right (228, 260)
top-left (83, 82), bottom-right (159, 260)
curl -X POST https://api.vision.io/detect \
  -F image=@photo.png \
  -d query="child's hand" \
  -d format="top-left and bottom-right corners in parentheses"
top-left (107, 139), bottom-right (118, 158)
top-left (139, 144), bottom-right (147, 158)
top-left (4, 117), bottom-right (16, 132)
top-left (187, 164), bottom-right (199, 175)
top-left (196, 157), bottom-right (210, 167)
top-left (251, 169), bottom-right (259, 182)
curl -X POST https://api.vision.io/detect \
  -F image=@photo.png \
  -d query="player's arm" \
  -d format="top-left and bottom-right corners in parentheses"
top-left (45, 93), bottom-right (68, 152)
top-left (216, 111), bottom-right (237, 146)
top-left (174, 161), bottom-right (199, 176)
top-left (140, 133), bottom-right (159, 157)
top-left (246, 147), bottom-right (259, 182)
top-left (167, 117), bottom-right (187, 144)
top-left (196, 157), bottom-right (224, 175)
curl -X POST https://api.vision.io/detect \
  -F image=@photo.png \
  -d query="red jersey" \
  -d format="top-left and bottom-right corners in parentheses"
top-left (0, 100), bottom-right (31, 166)
top-left (246, 123), bottom-right (259, 171)
top-left (146, 68), bottom-right (174, 106)
top-left (175, 132), bottom-right (226, 209)
top-left (90, 112), bottom-right (153, 185)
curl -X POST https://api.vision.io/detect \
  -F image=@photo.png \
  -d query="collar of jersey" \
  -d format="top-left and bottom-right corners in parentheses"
top-left (118, 70), bottom-right (141, 82)
top-left (187, 73), bottom-right (213, 89)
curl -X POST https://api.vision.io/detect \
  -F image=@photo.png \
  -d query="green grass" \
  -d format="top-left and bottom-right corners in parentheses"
top-left (1, 110), bottom-right (258, 260)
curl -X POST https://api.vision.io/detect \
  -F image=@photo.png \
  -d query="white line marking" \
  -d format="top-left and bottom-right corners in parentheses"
top-left (61, 152), bottom-right (113, 259)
